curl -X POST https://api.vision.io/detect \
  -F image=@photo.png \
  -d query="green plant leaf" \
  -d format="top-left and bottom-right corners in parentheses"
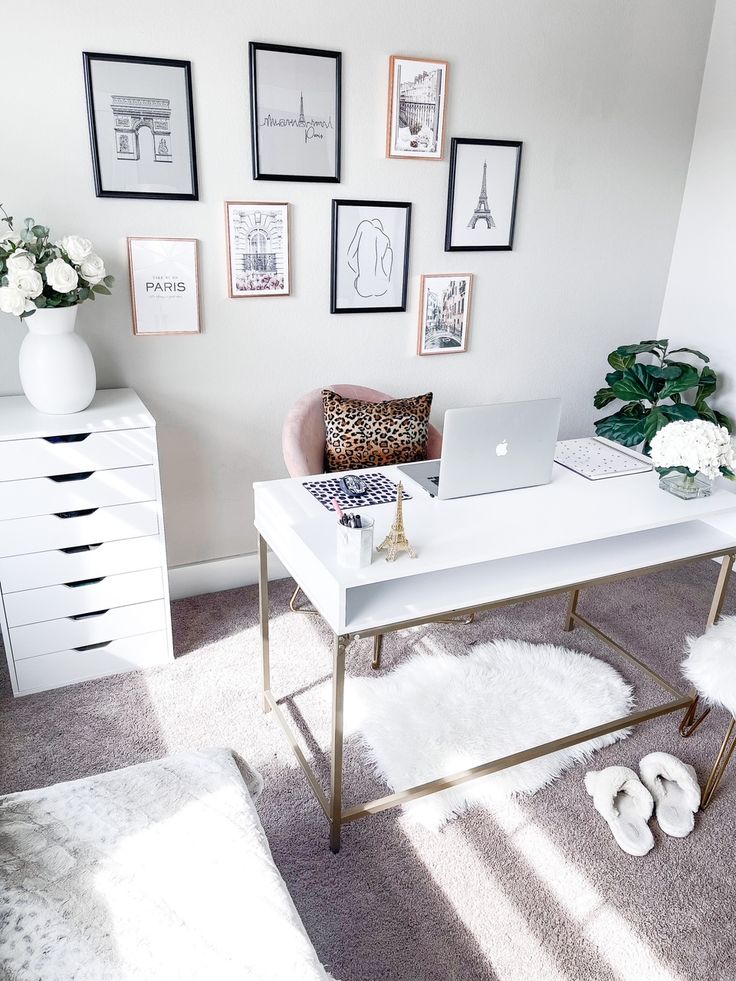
top-left (642, 407), bottom-right (673, 441)
top-left (607, 350), bottom-right (636, 371)
top-left (658, 363), bottom-right (700, 399)
top-left (715, 410), bottom-right (733, 432)
top-left (103, 275), bottom-right (114, 287)
top-left (659, 402), bottom-right (699, 422)
top-left (594, 404), bottom-right (650, 446)
top-left (593, 387), bottom-right (617, 409)
top-left (24, 217), bottom-right (34, 230)
top-left (694, 366), bottom-right (717, 405)
top-left (35, 295), bottom-right (46, 307)
top-left (609, 363), bottom-right (660, 403)
top-left (668, 347), bottom-right (710, 362)
top-left (92, 284), bottom-right (111, 295)
top-left (31, 225), bottom-right (46, 238)
top-left (648, 364), bottom-right (681, 380)
top-left (697, 403), bottom-right (717, 424)
top-left (615, 339), bottom-right (667, 357)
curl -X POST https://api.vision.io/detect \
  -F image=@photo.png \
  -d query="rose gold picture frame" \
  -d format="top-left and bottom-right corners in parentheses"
top-left (416, 273), bottom-right (473, 356)
top-left (225, 201), bottom-right (290, 298)
top-left (386, 55), bottom-right (448, 161)
top-left (127, 236), bottom-right (201, 335)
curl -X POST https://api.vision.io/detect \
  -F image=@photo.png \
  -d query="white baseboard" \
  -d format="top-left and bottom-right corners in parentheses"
top-left (168, 550), bottom-right (291, 601)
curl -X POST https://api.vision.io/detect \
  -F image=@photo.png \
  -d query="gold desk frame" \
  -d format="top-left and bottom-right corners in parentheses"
top-left (258, 535), bottom-right (735, 852)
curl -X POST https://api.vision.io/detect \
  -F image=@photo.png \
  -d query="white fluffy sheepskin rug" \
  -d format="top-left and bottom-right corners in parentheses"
top-left (344, 639), bottom-right (634, 828)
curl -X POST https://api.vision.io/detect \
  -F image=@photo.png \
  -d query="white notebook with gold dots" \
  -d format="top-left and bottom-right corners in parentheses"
top-left (554, 437), bottom-right (653, 480)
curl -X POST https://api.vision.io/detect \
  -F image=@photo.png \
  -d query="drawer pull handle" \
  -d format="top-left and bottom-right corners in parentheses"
top-left (54, 508), bottom-right (98, 519)
top-left (69, 609), bottom-right (109, 621)
top-left (59, 543), bottom-right (103, 554)
top-left (64, 577), bottom-right (105, 588)
top-left (43, 433), bottom-right (91, 444)
top-left (73, 641), bottom-right (112, 652)
top-left (48, 471), bottom-right (94, 483)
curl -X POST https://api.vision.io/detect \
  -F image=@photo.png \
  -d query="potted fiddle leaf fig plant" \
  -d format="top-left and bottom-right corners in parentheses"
top-left (593, 338), bottom-right (732, 452)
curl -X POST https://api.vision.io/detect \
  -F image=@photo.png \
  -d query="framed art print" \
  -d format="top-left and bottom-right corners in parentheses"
top-left (83, 52), bottom-right (198, 200)
top-left (417, 274), bottom-right (473, 355)
top-left (225, 201), bottom-right (290, 297)
top-left (445, 138), bottom-right (522, 251)
top-left (386, 55), bottom-right (448, 160)
top-left (127, 237), bottom-right (201, 335)
top-left (249, 42), bottom-right (341, 182)
top-left (330, 199), bottom-right (412, 314)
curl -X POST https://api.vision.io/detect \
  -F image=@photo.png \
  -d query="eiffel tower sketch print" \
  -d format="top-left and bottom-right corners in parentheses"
top-left (468, 160), bottom-right (496, 229)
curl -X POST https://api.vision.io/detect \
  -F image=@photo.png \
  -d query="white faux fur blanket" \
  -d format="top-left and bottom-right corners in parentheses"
top-left (345, 639), bottom-right (634, 828)
top-left (0, 749), bottom-right (332, 981)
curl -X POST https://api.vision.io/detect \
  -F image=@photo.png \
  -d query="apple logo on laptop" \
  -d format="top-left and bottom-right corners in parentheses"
top-left (495, 439), bottom-right (509, 457)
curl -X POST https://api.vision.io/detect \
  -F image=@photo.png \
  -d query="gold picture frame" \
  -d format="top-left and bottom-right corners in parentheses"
top-left (127, 236), bottom-right (201, 336)
top-left (386, 55), bottom-right (448, 161)
top-left (416, 273), bottom-right (473, 355)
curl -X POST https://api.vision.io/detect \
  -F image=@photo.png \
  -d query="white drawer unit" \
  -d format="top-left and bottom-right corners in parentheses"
top-left (0, 389), bottom-right (174, 695)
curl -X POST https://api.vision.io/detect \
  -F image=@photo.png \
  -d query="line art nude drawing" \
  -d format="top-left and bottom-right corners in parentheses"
top-left (347, 219), bottom-right (393, 297)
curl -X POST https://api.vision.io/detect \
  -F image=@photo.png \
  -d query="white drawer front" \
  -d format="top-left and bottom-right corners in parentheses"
top-left (10, 599), bottom-right (168, 660)
top-left (0, 502), bottom-right (159, 558)
top-left (14, 631), bottom-right (170, 694)
top-left (5, 568), bottom-right (164, 627)
top-left (0, 429), bottom-right (156, 481)
top-left (0, 536), bottom-right (164, 593)
top-left (0, 465), bottom-right (157, 521)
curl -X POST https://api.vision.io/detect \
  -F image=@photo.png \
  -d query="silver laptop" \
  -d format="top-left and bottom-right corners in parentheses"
top-left (398, 398), bottom-right (562, 500)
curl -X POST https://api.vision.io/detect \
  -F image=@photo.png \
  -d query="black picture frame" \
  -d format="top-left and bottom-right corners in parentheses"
top-left (330, 199), bottom-right (412, 314)
top-left (444, 138), bottom-right (522, 251)
top-left (83, 51), bottom-right (199, 201)
top-left (249, 42), bottom-right (342, 183)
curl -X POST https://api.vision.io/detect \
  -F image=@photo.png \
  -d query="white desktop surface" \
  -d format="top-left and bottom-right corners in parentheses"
top-left (254, 464), bottom-right (736, 633)
top-left (256, 464), bottom-right (736, 587)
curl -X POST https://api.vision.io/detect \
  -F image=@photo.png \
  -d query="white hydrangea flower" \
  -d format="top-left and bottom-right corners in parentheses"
top-left (650, 419), bottom-right (736, 479)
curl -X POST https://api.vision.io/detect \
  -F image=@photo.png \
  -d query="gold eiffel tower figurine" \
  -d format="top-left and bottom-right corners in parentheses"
top-left (377, 482), bottom-right (416, 562)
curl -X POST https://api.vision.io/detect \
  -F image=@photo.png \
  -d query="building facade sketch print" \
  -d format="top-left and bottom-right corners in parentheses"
top-left (468, 160), bottom-right (495, 229)
top-left (112, 95), bottom-right (172, 163)
top-left (395, 64), bottom-right (442, 153)
top-left (347, 219), bottom-right (394, 297)
top-left (231, 207), bottom-right (286, 293)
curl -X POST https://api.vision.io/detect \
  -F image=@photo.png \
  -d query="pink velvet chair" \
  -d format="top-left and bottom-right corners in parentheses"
top-left (282, 384), bottom-right (443, 478)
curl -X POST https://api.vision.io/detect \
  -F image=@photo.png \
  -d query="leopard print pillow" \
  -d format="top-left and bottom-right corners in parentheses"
top-left (322, 390), bottom-right (433, 472)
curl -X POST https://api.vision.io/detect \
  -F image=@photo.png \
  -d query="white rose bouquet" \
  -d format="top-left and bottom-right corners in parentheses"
top-left (650, 419), bottom-right (736, 481)
top-left (0, 204), bottom-right (114, 320)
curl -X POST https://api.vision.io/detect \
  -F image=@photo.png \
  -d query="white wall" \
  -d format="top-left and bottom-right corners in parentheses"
top-left (658, 0), bottom-right (736, 423)
top-left (0, 0), bottom-right (714, 569)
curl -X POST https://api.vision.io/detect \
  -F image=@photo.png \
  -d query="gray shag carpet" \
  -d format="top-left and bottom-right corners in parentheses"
top-left (1, 561), bottom-right (735, 981)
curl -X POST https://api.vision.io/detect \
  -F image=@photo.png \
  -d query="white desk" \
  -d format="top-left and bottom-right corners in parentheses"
top-left (254, 464), bottom-right (736, 851)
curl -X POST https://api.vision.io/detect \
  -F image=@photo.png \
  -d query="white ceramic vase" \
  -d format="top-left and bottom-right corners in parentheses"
top-left (18, 306), bottom-right (96, 414)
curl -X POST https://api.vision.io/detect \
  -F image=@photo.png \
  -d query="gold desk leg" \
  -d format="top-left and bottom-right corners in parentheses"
top-left (563, 589), bottom-right (579, 632)
top-left (372, 634), bottom-right (384, 671)
top-left (289, 585), bottom-right (319, 615)
top-left (258, 535), bottom-right (271, 715)
top-left (701, 717), bottom-right (736, 809)
top-left (681, 554), bottom-right (734, 736)
top-left (330, 633), bottom-right (348, 853)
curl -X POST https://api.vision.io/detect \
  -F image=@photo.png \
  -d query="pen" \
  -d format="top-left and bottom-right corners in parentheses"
top-left (332, 498), bottom-right (346, 523)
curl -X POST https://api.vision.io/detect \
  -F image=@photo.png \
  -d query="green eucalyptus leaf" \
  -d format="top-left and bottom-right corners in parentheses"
top-left (668, 347), bottom-right (710, 362)
top-left (594, 387), bottom-right (617, 409)
top-left (607, 350), bottom-right (636, 371)
top-left (103, 275), bottom-right (114, 287)
top-left (92, 284), bottom-right (111, 295)
top-left (658, 363), bottom-right (700, 398)
top-left (31, 225), bottom-right (45, 238)
top-left (594, 403), bottom-right (649, 446)
top-left (24, 217), bottom-right (33, 230)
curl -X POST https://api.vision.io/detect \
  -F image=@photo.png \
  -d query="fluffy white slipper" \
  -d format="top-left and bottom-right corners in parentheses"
top-left (585, 766), bottom-right (655, 856)
top-left (639, 752), bottom-right (701, 838)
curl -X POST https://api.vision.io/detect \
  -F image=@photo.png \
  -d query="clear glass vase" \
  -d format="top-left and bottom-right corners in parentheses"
top-left (658, 470), bottom-right (712, 500)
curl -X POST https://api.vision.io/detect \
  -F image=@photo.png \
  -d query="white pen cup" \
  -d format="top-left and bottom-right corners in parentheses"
top-left (336, 517), bottom-right (374, 569)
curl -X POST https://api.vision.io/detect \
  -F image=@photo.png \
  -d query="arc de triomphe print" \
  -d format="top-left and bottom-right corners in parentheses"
top-left (112, 96), bottom-right (173, 163)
